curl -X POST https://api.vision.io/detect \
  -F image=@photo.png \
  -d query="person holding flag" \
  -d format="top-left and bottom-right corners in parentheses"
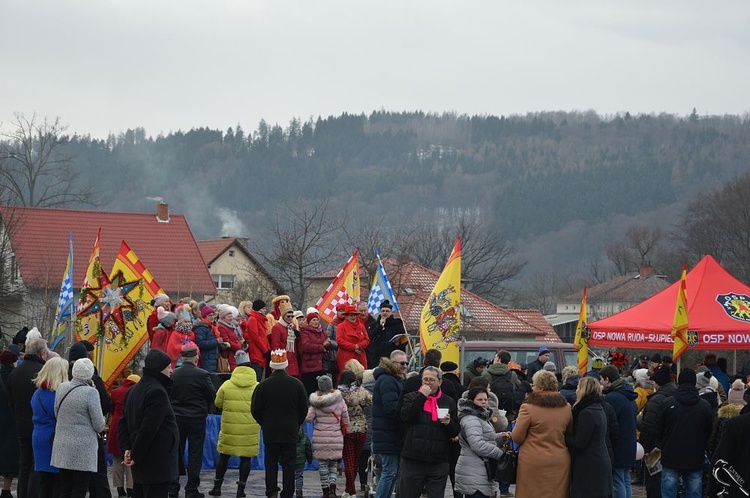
top-left (366, 300), bottom-right (406, 369)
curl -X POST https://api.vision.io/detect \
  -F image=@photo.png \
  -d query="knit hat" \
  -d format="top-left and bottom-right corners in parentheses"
top-left (543, 361), bottom-right (557, 373)
top-left (650, 353), bottom-right (662, 363)
top-left (634, 368), bottom-right (650, 383)
top-left (69, 341), bottom-right (89, 361)
top-left (270, 349), bottom-right (288, 370)
top-left (145, 349), bottom-right (171, 372)
top-left (380, 300), bottom-right (393, 310)
top-left (152, 293), bottom-right (170, 308)
top-left (279, 302), bottom-right (293, 317)
top-left (201, 305), bottom-right (217, 319)
top-left (592, 357), bottom-right (605, 370)
top-left (538, 346), bottom-right (550, 357)
top-left (317, 374), bottom-right (333, 392)
top-left (126, 374), bottom-right (141, 383)
top-left (728, 379), bottom-right (746, 405)
top-left (157, 306), bottom-right (177, 326)
top-left (218, 306), bottom-right (233, 318)
top-left (695, 369), bottom-right (712, 390)
top-left (440, 361), bottom-right (458, 372)
top-left (0, 350), bottom-right (18, 365)
top-left (306, 311), bottom-right (319, 323)
top-left (678, 368), bottom-right (697, 386)
top-left (72, 358), bottom-right (95, 381)
top-left (293, 310), bottom-right (304, 320)
top-left (651, 365), bottom-right (672, 386)
top-left (252, 299), bottom-right (267, 311)
top-left (235, 349), bottom-right (250, 365)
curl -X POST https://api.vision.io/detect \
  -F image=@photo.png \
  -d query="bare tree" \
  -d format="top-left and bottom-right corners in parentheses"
top-left (606, 223), bottom-right (665, 276)
top-left (0, 113), bottom-right (94, 207)
top-left (256, 200), bottom-right (342, 309)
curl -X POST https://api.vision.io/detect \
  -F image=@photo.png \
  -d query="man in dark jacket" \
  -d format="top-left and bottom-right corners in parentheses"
top-left (526, 346), bottom-right (551, 383)
top-left (482, 350), bottom-right (521, 418)
top-left (372, 350), bottom-right (407, 498)
top-left (8, 338), bottom-right (47, 498)
top-left (68, 341), bottom-right (113, 498)
top-left (639, 364), bottom-right (677, 498)
top-left (251, 350), bottom-right (308, 498)
top-left (168, 346), bottom-right (216, 498)
top-left (462, 357), bottom-right (487, 388)
top-left (398, 366), bottom-right (460, 498)
top-left (655, 368), bottom-right (713, 498)
top-left (119, 349), bottom-right (180, 498)
top-left (709, 411), bottom-right (750, 498)
top-left (365, 300), bottom-right (406, 369)
top-left (600, 365), bottom-right (638, 498)
top-left (402, 349), bottom-right (441, 395)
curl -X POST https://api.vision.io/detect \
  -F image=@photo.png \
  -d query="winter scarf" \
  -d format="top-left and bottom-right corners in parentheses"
top-left (279, 317), bottom-right (297, 353)
top-left (423, 388), bottom-right (443, 421)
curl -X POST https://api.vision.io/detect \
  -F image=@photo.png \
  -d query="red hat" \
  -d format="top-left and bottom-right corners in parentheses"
top-left (306, 312), bottom-right (319, 323)
top-left (201, 305), bottom-right (217, 319)
top-left (335, 303), bottom-right (347, 311)
top-left (344, 304), bottom-right (358, 315)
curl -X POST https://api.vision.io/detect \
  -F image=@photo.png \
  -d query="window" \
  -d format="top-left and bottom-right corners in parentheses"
top-left (228, 250), bottom-right (235, 257)
top-left (212, 274), bottom-right (235, 290)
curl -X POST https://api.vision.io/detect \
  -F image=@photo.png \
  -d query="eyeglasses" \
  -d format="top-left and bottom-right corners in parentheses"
top-left (396, 361), bottom-right (408, 366)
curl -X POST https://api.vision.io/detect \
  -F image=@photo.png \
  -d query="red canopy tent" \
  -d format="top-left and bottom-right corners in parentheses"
top-left (589, 255), bottom-right (750, 350)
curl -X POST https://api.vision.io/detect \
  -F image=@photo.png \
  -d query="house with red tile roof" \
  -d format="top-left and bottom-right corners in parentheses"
top-left (196, 237), bottom-right (283, 304)
top-left (0, 203), bottom-right (216, 337)
top-left (308, 258), bottom-right (560, 343)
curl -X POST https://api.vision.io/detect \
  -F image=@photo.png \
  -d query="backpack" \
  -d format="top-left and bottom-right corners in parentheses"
top-left (491, 370), bottom-right (516, 414)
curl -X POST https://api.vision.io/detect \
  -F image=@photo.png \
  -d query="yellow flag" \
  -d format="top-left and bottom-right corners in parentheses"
top-left (671, 263), bottom-right (689, 361)
top-left (420, 238), bottom-right (461, 365)
top-left (573, 288), bottom-right (589, 375)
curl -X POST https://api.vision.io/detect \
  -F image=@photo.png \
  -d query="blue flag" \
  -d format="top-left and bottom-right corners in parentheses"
top-left (367, 256), bottom-right (399, 315)
top-left (50, 233), bottom-right (74, 350)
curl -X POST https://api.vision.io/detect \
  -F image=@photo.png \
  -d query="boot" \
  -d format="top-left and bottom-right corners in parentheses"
top-left (329, 483), bottom-right (340, 498)
top-left (321, 486), bottom-right (330, 498)
top-left (208, 478), bottom-right (223, 496)
top-left (296, 489), bottom-right (304, 498)
top-left (126, 489), bottom-right (133, 497)
top-left (0, 490), bottom-right (14, 498)
top-left (117, 487), bottom-right (127, 497)
top-left (236, 481), bottom-right (247, 498)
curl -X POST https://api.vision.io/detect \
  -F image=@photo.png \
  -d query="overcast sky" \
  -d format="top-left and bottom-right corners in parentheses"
top-left (2, 0), bottom-right (749, 139)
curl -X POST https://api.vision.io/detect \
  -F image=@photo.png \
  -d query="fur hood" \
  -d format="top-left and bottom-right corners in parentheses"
top-left (457, 397), bottom-right (492, 421)
top-left (376, 357), bottom-right (406, 380)
top-left (717, 402), bottom-right (744, 419)
top-left (309, 388), bottom-right (344, 410)
top-left (524, 391), bottom-right (569, 408)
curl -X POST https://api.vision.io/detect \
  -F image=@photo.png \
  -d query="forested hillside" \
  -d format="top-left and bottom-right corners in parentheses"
top-left (7, 110), bottom-right (750, 306)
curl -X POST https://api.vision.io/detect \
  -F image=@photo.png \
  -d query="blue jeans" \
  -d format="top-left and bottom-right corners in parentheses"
top-left (612, 467), bottom-right (632, 498)
top-left (661, 467), bottom-right (702, 498)
top-left (375, 453), bottom-right (399, 498)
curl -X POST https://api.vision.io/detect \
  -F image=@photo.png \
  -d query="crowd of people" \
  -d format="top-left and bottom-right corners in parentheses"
top-left (1, 294), bottom-right (750, 498)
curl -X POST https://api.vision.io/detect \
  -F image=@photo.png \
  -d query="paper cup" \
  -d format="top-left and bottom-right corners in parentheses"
top-left (437, 408), bottom-right (449, 418)
top-left (498, 409), bottom-right (507, 418)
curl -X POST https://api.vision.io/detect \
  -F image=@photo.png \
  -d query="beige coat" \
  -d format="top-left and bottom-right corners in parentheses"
top-left (511, 391), bottom-right (573, 498)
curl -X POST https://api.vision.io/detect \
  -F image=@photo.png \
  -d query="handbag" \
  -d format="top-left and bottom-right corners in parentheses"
top-left (332, 411), bottom-right (347, 436)
top-left (217, 354), bottom-right (231, 373)
top-left (493, 444), bottom-right (518, 483)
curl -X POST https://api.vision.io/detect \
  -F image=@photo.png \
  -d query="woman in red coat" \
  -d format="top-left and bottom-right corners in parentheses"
top-left (298, 310), bottom-right (329, 394)
top-left (108, 374), bottom-right (140, 497)
top-left (217, 307), bottom-right (243, 370)
top-left (335, 305), bottom-right (370, 374)
top-left (240, 300), bottom-right (271, 380)
top-left (270, 303), bottom-right (300, 377)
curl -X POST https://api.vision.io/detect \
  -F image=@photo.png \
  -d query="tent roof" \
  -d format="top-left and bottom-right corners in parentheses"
top-left (588, 255), bottom-right (750, 350)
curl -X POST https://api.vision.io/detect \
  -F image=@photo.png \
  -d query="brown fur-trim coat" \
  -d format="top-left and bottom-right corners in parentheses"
top-left (511, 391), bottom-right (573, 498)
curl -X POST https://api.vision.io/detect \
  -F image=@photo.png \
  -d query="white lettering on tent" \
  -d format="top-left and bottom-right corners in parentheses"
top-left (606, 332), bottom-right (626, 341)
top-left (627, 333), bottom-right (645, 342)
top-left (729, 333), bottom-right (750, 343)
top-left (703, 334), bottom-right (725, 344)
top-left (647, 334), bottom-right (673, 343)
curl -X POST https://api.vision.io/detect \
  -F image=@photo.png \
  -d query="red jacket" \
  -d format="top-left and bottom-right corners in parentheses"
top-left (166, 329), bottom-right (196, 367)
top-left (270, 321), bottom-right (300, 377)
top-left (217, 321), bottom-right (243, 370)
top-left (298, 325), bottom-right (327, 374)
top-left (242, 311), bottom-right (270, 368)
top-left (336, 318), bottom-right (370, 372)
top-left (150, 325), bottom-right (171, 352)
top-left (147, 311), bottom-right (160, 344)
top-left (107, 378), bottom-right (137, 455)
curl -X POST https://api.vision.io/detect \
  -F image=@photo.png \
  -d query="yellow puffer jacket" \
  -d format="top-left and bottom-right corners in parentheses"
top-left (215, 365), bottom-right (260, 457)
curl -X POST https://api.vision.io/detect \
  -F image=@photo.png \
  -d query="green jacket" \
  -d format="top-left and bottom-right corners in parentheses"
top-left (215, 366), bottom-right (261, 457)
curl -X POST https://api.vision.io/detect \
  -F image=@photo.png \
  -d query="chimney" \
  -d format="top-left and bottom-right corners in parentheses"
top-left (639, 264), bottom-right (653, 277)
top-left (156, 202), bottom-right (170, 223)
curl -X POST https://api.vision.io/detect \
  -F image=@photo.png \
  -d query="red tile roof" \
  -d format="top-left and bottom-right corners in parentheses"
top-left (1, 206), bottom-right (216, 295)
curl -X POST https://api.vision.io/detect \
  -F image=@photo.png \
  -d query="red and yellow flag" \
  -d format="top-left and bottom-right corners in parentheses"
top-left (671, 263), bottom-right (689, 361)
top-left (316, 250), bottom-right (360, 324)
top-left (420, 238), bottom-right (461, 365)
top-left (573, 288), bottom-right (589, 375)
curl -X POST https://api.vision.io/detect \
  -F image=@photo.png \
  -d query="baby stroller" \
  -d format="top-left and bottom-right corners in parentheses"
top-left (363, 453), bottom-right (381, 498)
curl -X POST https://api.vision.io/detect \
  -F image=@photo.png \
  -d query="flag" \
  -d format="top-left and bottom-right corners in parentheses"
top-left (420, 237), bottom-right (461, 365)
top-left (366, 250), bottom-right (400, 315)
top-left (573, 287), bottom-right (589, 375)
top-left (91, 241), bottom-right (164, 387)
top-left (671, 262), bottom-right (689, 361)
top-left (50, 233), bottom-right (74, 350)
top-left (76, 229), bottom-right (104, 344)
top-left (316, 250), bottom-right (360, 324)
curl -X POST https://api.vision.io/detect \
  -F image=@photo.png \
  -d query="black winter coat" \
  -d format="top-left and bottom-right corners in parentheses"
top-left (366, 315), bottom-right (405, 369)
top-left (169, 362), bottom-right (216, 419)
top-left (603, 381), bottom-right (638, 468)
top-left (602, 398), bottom-right (619, 466)
top-left (639, 381), bottom-right (677, 452)
top-left (118, 368), bottom-right (179, 484)
top-left (372, 361), bottom-right (405, 454)
top-left (656, 383), bottom-right (713, 471)
top-left (709, 412), bottom-right (750, 498)
top-left (250, 369), bottom-right (308, 444)
top-left (441, 373), bottom-right (466, 402)
top-left (8, 354), bottom-right (45, 438)
top-left (565, 395), bottom-right (613, 498)
top-left (400, 388), bottom-right (459, 463)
